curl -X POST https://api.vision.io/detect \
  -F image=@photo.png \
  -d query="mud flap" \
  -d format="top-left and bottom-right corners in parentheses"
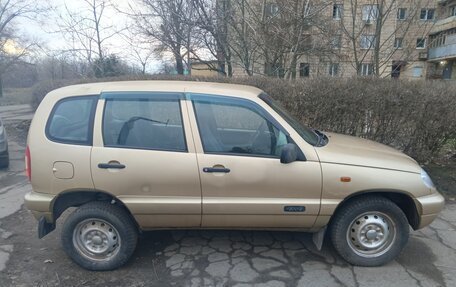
top-left (312, 226), bottom-right (327, 251)
top-left (38, 216), bottom-right (55, 239)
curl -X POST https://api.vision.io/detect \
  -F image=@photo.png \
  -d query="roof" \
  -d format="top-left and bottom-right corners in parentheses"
top-left (49, 80), bottom-right (264, 99)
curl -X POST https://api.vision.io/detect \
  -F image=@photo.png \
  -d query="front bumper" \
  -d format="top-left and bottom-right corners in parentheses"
top-left (415, 191), bottom-right (445, 229)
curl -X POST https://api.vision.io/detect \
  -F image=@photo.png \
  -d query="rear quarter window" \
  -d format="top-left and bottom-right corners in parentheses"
top-left (46, 96), bottom-right (98, 145)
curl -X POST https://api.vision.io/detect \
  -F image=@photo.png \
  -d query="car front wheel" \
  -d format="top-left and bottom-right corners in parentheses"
top-left (329, 196), bottom-right (409, 266)
top-left (61, 201), bottom-right (138, 271)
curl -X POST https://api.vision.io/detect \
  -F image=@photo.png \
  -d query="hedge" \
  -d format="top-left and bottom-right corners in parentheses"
top-left (31, 75), bottom-right (456, 163)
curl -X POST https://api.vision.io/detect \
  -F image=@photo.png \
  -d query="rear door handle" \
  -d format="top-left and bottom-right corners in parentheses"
top-left (98, 163), bottom-right (126, 169)
top-left (203, 167), bottom-right (230, 173)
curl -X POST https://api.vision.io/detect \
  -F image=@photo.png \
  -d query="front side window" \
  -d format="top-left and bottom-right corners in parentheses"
top-left (259, 94), bottom-right (319, 146)
top-left (193, 96), bottom-right (290, 157)
top-left (103, 97), bottom-right (186, 151)
top-left (47, 96), bottom-right (97, 145)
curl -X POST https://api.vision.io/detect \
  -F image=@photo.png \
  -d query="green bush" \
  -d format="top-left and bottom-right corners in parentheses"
top-left (31, 75), bottom-right (456, 163)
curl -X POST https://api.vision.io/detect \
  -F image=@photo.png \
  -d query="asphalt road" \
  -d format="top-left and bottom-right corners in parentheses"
top-left (0, 104), bottom-right (455, 287)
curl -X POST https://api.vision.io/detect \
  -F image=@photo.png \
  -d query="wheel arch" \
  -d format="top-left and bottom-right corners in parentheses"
top-left (330, 190), bottom-right (421, 230)
top-left (50, 189), bottom-right (139, 229)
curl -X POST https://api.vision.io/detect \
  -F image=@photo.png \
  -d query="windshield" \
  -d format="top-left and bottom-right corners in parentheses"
top-left (259, 93), bottom-right (319, 146)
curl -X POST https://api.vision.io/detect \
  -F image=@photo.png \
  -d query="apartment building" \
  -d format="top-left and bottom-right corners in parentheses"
top-left (191, 0), bottom-right (454, 80)
top-left (427, 0), bottom-right (456, 79)
top-left (295, 0), bottom-right (438, 79)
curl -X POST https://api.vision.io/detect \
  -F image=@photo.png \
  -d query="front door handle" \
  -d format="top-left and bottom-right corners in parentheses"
top-left (203, 167), bottom-right (230, 173)
top-left (98, 163), bottom-right (126, 169)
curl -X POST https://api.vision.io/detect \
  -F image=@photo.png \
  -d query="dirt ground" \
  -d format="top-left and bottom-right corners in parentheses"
top-left (1, 104), bottom-right (456, 287)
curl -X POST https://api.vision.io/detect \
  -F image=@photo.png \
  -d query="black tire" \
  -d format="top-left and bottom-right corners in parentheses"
top-left (61, 201), bottom-right (138, 271)
top-left (329, 196), bottom-right (409, 266)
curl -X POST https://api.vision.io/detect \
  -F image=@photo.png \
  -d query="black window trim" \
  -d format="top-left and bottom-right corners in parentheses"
top-left (188, 93), bottom-right (305, 161)
top-left (101, 92), bottom-right (188, 153)
top-left (45, 95), bottom-right (98, 146)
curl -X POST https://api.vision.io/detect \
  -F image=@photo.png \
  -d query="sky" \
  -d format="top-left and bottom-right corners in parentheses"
top-left (17, 0), bottom-right (163, 73)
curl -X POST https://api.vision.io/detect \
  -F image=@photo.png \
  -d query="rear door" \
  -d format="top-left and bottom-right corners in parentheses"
top-left (90, 92), bottom-right (201, 228)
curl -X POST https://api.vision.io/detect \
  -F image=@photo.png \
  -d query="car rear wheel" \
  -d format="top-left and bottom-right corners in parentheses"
top-left (61, 201), bottom-right (138, 271)
top-left (329, 196), bottom-right (409, 266)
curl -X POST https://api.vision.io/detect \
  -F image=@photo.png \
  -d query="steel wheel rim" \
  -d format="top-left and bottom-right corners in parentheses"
top-left (72, 218), bottom-right (121, 261)
top-left (346, 212), bottom-right (396, 258)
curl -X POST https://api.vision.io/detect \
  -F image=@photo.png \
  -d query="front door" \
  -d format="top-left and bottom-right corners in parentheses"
top-left (186, 94), bottom-right (322, 229)
top-left (91, 92), bottom-right (201, 228)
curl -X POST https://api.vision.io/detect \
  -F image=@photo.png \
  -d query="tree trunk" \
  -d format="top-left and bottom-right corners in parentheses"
top-left (175, 53), bottom-right (184, 75)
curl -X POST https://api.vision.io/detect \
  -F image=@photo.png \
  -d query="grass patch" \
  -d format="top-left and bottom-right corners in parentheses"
top-left (0, 87), bottom-right (33, 106)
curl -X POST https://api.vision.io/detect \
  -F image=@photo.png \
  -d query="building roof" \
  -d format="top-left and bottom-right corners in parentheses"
top-left (49, 80), bottom-right (263, 99)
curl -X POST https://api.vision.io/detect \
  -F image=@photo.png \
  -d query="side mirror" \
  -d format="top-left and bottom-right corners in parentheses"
top-left (280, 143), bottom-right (298, 164)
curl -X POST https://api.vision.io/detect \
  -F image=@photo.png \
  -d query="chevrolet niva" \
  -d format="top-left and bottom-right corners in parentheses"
top-left (24, 81), bottom-right (444, 271)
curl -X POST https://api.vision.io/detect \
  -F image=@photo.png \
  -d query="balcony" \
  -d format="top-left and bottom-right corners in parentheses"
top-left (429, 44), bottom-right (456, 61)
top-left (429, 16), bottom-right (456, 35)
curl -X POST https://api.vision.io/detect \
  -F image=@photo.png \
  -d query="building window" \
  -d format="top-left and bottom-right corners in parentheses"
top-left (329, 63), bottom-right (339, 76)
top-left (360, 63), bottom-right (373, 76)
top-left (331, 35), bottom-right (342, 49)
top-left (362, 5), bottom-right (379, 22)
top-left (394, 38), bottom-right (403, 49)
top-left (397, 8), bottom-right (407, 20)
top-left (420, 9), bottom-right (435, 20)
top-left (416, 38), bottom-right (426, 49)
top-left (451, 6), bottom-right (456, 17)
top-left (360, 35), bottom-right (376, 49)
top-left (265, 3), bottom-right (279, 17)
top-left (413, 66), bottom-right (423, 78)
top-left (333, 4), bottom-right (343, 20)
top-left (299, 63), bottom-right (310, 77)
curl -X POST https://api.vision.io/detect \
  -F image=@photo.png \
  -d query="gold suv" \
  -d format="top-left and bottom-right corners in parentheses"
top-left (24, 81), bottom-right (444, 270)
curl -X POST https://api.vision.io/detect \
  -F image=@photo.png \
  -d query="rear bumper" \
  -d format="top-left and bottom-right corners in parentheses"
top-left (24, 191), bottom-right (55, 222)
top-left (25, 191), bottom-right (56, 238)
top-left (415, 192), bottom-right (445, 229)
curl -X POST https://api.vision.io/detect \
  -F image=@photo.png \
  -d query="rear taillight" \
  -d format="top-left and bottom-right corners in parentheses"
top-left (25, 146), bottom-right (31, 181)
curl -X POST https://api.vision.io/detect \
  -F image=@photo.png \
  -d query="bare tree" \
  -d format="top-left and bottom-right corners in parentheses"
top-left (0, 0), bottom-right (47, 97)
top-left (340, 0), bottom-right (434, 76)
top-left (55, 0), bottom-right (124, 77)
top-left (129, 0), bottom-right (195, 75)
top-left (118, 31), bottom-right (155, 74)
top-left (191, 0), bottom-right (233, 76)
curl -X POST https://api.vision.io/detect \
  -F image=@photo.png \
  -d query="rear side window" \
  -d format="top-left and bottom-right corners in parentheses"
top-left (103, 98), bottom-right (186, 152)
top-left (47, 96), bottom-right (98, 145)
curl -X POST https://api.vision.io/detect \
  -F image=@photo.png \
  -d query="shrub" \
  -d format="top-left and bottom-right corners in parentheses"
top-left (31, 75), bottom-right (456, 163)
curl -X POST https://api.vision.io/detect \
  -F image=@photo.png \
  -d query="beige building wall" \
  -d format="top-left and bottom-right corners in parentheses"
top-left (225, 0), bottom-right (439, 80)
